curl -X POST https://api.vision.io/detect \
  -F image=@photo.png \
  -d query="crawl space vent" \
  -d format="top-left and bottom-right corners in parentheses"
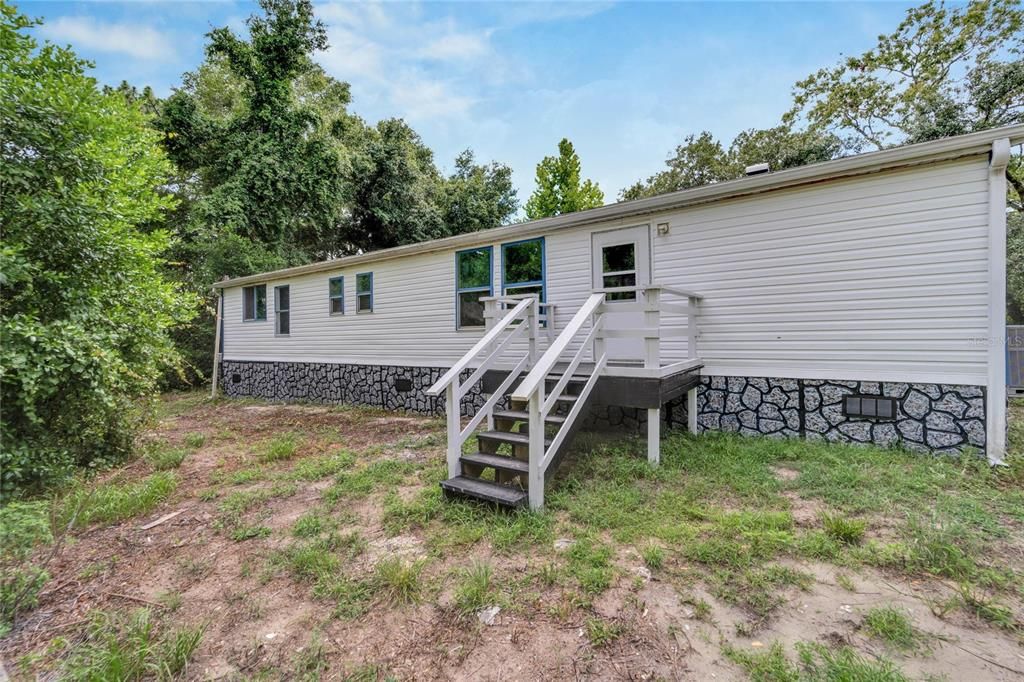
top-left (843, 395), bottom-right (896, 419)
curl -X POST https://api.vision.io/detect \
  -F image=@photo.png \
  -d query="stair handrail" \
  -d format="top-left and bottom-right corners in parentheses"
top-left (426, 297), bottom-right (534, 397)
top-left (426, 296), bottom-right (537, 484)
top-left (510, 293), bottom-right (605, 403)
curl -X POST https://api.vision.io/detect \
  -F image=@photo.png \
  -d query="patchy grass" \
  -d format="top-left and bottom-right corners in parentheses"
top-left (820, 512), bottom-right (866, 545)
top-left (373, 558), bottom-right (426, 606)
top-left (59, 472), bottom-right (177, 528)
top-left (862, 605), bottom-right (925, 651)
top-left (230, 524), bottom-right (271, 542)
top-left (143, 443), bottom-right (191, 471)
top-left (59, 609), bottom-right (203, 681)
top-left (453, 561), bottom-right (494, 615)
top-left (585, 617), bottom-right (623, 648)
top-left (724, 641), bottom-right (909, 682)
top-left (259, 433), bottom-right (300, 463)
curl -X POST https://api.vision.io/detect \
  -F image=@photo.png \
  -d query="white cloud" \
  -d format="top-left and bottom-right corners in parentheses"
top-left (420, 32), bottom-right (490, 61)
top-left (40, 16), bottom-right (177, 61)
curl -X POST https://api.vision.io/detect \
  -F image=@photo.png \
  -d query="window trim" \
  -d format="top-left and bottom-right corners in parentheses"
top-left (356, 272), bottom-right (374, 313)
top-left (274, 285), bottom-right (290, 336)
top-left (455, 246), bottom-right (493, 330)
top-left (328, 275), bottom-right (345, 316)
top-left (501, 237), bottom-right (546, 325)
top-left (242, 284), bottom-right (267, 322)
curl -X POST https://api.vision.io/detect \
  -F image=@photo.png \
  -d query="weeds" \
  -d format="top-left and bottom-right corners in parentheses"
top-left (183, 433), bottom-right (206, 449)
top-left (144, 444), bottom-right (190, 471)
top-left (231, 525), bottom-right (271, 542)
top-left (585, 617), bottom-right (623, 648)
top-left (566, 538), bottom-right (615, 595)
top-left (373, 558), bottom-right (426, 605)
top-left (59, 473), bottom-right (177, 528)
top-left (453, 561), bottom-right (494, 615)
top-left (820, 512), bottom-right (866, 545)
top-left (260, 433), bottom-right (300, 463)
top-left (59, 609), bottom-right (204, 681)
top-left (862, 606), bottom-right (924, 651)
top-left (957, 584), bottom-right (1018, 631)
top-left (640, 544), bottom-right (665, 570)
top-left (0, 502), bottom-right (53, 633)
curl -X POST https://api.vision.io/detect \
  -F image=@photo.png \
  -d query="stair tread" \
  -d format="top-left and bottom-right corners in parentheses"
top-left (492, 409), bottom-right (567, 424)
top-left (440, 476), bottom-right (527, 506)
top-left (477, 430), bottom-right (552, 446)
top-left (461, 452), bottom-right (529, 473)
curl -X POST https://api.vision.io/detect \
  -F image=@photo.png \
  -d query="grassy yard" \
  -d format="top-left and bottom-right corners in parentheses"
top-left (2, 394), bottom-right (1023, 681)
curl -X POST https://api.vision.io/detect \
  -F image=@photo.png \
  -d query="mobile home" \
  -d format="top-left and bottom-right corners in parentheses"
top-left (213, 126), bottom-right (1020, 508)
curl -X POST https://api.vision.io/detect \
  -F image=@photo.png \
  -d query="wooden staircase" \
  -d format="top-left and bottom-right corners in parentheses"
top-left (441, 368), bottom-right (592, 507)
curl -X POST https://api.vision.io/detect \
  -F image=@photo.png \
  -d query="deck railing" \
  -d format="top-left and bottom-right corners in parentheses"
top-left (511, 284), bottom-right (703, 509)
top-left (426, 297), bottom-right (538, 480)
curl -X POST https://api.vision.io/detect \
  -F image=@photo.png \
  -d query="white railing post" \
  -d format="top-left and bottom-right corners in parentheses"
top-left (592, 310), bottom-right (605, 363)
top-left (528, 297), bottom-right (539, 367)
top-left (528, 392), bottom-right (545, 510)
top-left (446, 380), bottom-right (461, 479)
top-left (644, 287), bottom-right (661, 370)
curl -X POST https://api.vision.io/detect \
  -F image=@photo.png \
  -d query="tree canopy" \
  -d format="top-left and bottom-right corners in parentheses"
top-left (0, 2), bottom-right (197, 493)
top-left (525, 138), bottom-right (605, 219)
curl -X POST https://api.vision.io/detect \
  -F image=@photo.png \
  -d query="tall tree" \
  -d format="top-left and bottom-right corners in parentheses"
top-left (620, 127), bottom-right (839, 201)
top-left (0, 2), bottom-right (196, 493)
top-left (440, 150), bottom-right (518, 235)
top-left (786, 0), bottom-right (1023, 151)
top-left (525, 138), bottom-right (604, 219)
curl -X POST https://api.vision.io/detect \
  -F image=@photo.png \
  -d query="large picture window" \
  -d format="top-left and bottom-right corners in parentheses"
top-left (243, 284), bottom-right (267, 321)
top-left (275, 285), bottom-right (290, 335)
top-left (356, 272), bottom-right (373, 312)
top-left (456, 247), bottom-right (492, 329)
top-left (329, 276), bottom-right (344, 315)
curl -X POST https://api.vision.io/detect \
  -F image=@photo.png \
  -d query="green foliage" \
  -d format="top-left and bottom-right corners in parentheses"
top-left (0, 2), bottom-right (198, 494)
top-left (58, 609), bottom-right (204, 681)
top-left (620, 127), bottom-right (840, 200)
top-left (231, 524), bottom-right (272, 541)
top-left (525, 138), bottom-right (605, 218)
top-left (787, 0), bottom-right (1023, 151)
top-left (144, 444), bottom-right (191, 471)
top-left (725, 641), bottom-right (909, 681)
top-left (260, 433), bottom-right (300, 462)
top-left (0, 502), bottom-right (52, 631)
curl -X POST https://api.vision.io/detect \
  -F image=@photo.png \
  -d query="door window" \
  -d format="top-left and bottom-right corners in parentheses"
top-left (600, 242), bottom-right (637, 301)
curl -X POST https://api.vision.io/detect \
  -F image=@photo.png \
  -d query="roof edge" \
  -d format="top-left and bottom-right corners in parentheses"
top-left (214, 124), bottom-right (1024, 290)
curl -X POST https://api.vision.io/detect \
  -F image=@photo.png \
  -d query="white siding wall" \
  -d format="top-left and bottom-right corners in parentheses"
top-left (654, 156), bottom-right (990, 384)
top-left (223, 156), bottom-right (992, 385)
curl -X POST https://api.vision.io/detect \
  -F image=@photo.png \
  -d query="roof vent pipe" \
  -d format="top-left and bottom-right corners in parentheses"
top-left (745, 162), bottom-right (770, 176)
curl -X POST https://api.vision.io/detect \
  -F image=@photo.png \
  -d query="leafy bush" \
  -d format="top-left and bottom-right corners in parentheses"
top-left (0, 3), bottom-right (197, 496)
top-left (0, 501), bottom-right (52, 633)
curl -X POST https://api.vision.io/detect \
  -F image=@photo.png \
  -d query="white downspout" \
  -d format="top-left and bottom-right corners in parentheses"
top-left (211, 288), bottom-right (223, 399)
top-left (986, 138), bottom-right (1010, 464)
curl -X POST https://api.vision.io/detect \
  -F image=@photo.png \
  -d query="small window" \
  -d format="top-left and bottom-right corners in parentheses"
top-left (844, 395), bottom-right (896, 419)
top-left (356, 272), bottom-right (373, 312)
top-left (275, 285), bottom-right (290, 335)
top-left (243, 284), bottom-right (267, 321)
top-left (600, 242), bottom-right (638, 301)
top-left (456, 247), bottom-right (492, 329)
top-left (329, 276), bottom-right (344, 315)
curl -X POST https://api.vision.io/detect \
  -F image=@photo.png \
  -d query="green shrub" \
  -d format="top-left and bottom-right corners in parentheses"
top-left (0, 4), bottom-right (197, 496)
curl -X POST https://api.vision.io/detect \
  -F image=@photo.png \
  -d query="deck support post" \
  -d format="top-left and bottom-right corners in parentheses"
top-left (210, 290), bottom-right (223, 399)
top-left (528, 393), bottom-right (545, 510)
top-left (647, 407), bottom-right (660, 465)
top-left (687, 387), bottom-right (698, 434)
top-left (446, 382), bottom-right (461, 479)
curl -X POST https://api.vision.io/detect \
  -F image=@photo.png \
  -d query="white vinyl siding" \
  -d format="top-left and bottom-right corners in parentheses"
top-left (222, 156), bottom-right (992, 385)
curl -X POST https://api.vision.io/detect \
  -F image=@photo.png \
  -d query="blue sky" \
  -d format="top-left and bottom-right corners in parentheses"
top-left (22, 1), bottom-right (924, 201)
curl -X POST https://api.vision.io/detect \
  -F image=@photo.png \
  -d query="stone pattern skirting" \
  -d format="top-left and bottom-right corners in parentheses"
top-left (221, 361), bottom-right (986, 454)
top-left (220, 360), bottom-right (486, 416)
top-left (693, 376), bottom-right (986, 454)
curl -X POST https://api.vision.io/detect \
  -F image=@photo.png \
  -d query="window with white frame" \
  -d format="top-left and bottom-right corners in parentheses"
top-left (275, 285), bottom-right (290, 335)
top-left (243, 284), bottom-right (267, 321)
top-left (356, 272), bottom-right (373, 312)
top-left (329, 276), bottom-right (344, 315)
top-left (456, 247), bottom-right (492, 329)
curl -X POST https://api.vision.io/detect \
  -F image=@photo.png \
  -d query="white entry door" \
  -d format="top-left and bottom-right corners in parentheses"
top-left (591, 225), bottom-right (651, 361)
